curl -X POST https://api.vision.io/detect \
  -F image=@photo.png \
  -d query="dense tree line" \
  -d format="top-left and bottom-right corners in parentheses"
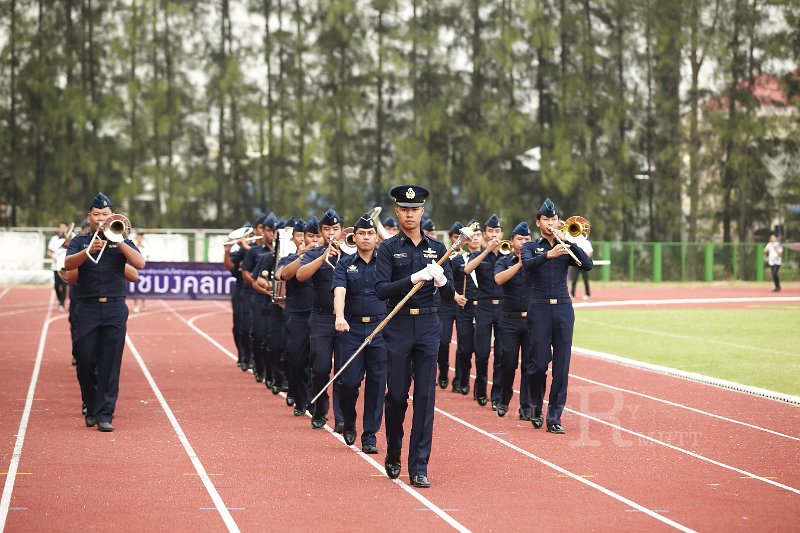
top-left (1, 0), bottom-right (798, 243)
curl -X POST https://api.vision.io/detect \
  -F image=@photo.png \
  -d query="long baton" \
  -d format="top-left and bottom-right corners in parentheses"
top-left (309, 225), bottom-right (475, 406)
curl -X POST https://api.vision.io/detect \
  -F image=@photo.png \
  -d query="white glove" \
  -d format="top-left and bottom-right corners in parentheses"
top-left (426, 262), bottom-right (444, 279)
top-left (427, 262), bottom-right (447, 287)
top-left (411, 267), bottom-right (434, 284)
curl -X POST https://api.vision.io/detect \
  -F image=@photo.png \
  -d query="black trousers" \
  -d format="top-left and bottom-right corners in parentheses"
top-left (286, 311), bottom-right (311, 411)
top-left (53, 271), bottom-right (67, 306)
top-left (437, 302), bottom-right (457, 382)
top-left (771, 264), bottom-right (781, 290)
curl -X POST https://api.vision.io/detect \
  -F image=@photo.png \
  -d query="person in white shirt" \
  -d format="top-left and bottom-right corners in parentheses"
top-left (569, 235), bottom-right (593, 300)
top-left (47, 222), bottom-right (70, 311)
top-left (764, 233), bottom-right (783, 292)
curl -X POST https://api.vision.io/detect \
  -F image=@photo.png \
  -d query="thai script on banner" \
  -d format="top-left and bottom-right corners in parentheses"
top-left (127, 262), bottom-right (235, 300)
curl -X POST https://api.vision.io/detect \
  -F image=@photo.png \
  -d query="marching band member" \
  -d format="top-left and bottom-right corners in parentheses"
top-left (521, 199), bottom-right (593, 433)
top-left (279, 217), bottom-right (321, 416)
top-left (64, 193), bottom-right (145, 432)
top-left (236, 214), bottom-right (267, 372)
top-left (421, 218), bottom-right (437, 238)
top-left (382, 216), bottom-right (399, 236)
top-left (493, 222), bottom-right (533, 420)
top-left (297, 209), bottom-right (345, 432)
top-left (464, 214), bottom-right (505, 409)
top-left (451, 222), bottom-right (481, 395)
top-left (332, 213), bottom-right (388, 454)
top-left (264, 216), bottom-right (287, 393)
top-left (223, 222), bottom-right (252, 369)
top-left (436, 222), bottom-right (463, 390)
top-left (241, 213), bottom-right (273, 381)
top-left (375, 185), bottom-right (454, 488)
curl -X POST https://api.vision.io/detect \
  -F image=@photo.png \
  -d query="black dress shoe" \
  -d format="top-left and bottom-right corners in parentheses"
top-left (255, 373), bottom-right (265, 383)
top-left (491, 400), bottom-right (498, 411)
top-left (519, 409), bottom-right (531, 421)
top-left (82, 403), bottom-right (88, 416)
top-left (334, 421), bottom-right (344, 434)
top-left (97, 421), bottom-right (114, 432)
top-left (411, 475), bottom-right (431, 488)
top-left (286, 396), bottom-right (295, 406)
top-left (266, 379), bottom-right (275, 389)
top-left (343, 427), bottom-right (357, 446)
top-left (271, 384), bottom-right (281, 395)
top-left (532, 414), bottom-right (544, 429)
top-left (451, 383), bottom-right (460, 393)
top-left (496, 404), bottom-right (508, 417)
top-left (477, 396), bottom-right (488, 407)
top-left (547, 424), bottom-right (566, 434)
top-left (293, 406), bottom-right (306, 417)
top-left (84, 415), bottom-right (96, 427)
top-left (311, 416), bottom-right (327, 429)
top-left (362, 444), bottom-right (378, 455)
top-left (240, 363), bottom-right (249, 372)
top-left (460, 384), bottom-right (470, 395)
top-left (280, 384), bottom-right (289, 392)
top-left (384, 453), bottom-right (401, 479)
top-left (438, 374), bottom-right (448, 389)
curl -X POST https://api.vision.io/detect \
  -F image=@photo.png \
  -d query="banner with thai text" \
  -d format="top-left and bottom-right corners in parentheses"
top-left (127, 262), bottom-right (234, 300)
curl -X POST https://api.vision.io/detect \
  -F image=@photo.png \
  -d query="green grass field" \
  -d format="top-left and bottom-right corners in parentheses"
top-left (573, 305), bottom-right (800, 396)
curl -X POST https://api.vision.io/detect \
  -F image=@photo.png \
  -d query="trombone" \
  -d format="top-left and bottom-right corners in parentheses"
top-left (550, 215), bottom-right (590, 267)
top-left (86, 214), bottom-right (131, 264)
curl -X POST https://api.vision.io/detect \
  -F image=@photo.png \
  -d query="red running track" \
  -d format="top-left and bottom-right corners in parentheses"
top-left (0, 286), bottom-right (798, 532)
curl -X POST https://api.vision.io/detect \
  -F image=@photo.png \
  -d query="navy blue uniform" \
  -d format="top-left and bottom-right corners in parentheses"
top-left (301, 246), bottom-right (343, 424)
top-left (469, 249), bottom-right (504, 404)
top-left (521, 237), bottom-right (592, 427)
top-left (239, 245), bottom-right (269, 369)
top-left (228, 247), bottom-right (246, 365)
top-left (251, 251), bottom-right (277, 382)
top-left (67, 234), bottom-right (140, 424)
top-left (494, 254), bottom-right (532, 417)
top-left (281, 253), bottom-right (314, 413)
top-left (375, 233), bottom-right (454, 479)
top-left (332, 251), bottom-right (387, 447)
top-left (451, 252), bottom-right (477, 394)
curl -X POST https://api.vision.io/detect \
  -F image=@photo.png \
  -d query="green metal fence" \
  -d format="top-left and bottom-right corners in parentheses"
top-left (594, 242), bottom-right (797, 282)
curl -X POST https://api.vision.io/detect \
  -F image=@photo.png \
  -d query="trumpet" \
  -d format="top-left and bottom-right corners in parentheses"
top-left (498, 240), bottom-right (513, 255)
top-left (222, 226), bottom-right (262, 246)
top-left (86, 214), bottom-right (131, 264)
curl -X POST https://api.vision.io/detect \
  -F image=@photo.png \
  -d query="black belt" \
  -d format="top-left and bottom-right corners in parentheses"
top-left (345, 314), bottom-right (386, 324)
top-left (396, 306), bottom-right (438, 316)
top-left (312, 306), bottom-right (335, 315)
top-left (530, 298), bottom-right (572, 305)
top-left (502, 311), bottom-right (528, 318)
top-left (81, 297), bottom-right (125, 303)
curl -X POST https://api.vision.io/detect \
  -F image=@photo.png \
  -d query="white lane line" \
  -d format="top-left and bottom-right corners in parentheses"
top-left (0, 288), bottom-right (9, 302)
top-left (125, 335), bottom-right (240, 533)
top-left (0, 292), bottom-right (55, 531)
top-left (574, 296), bottom-right (800, 308)
top-left (455, 368), bottom-right (800, 495)
top-left (569, 374), bottom-right (800, 442)
top-left (0, 308), bottom-right (50, 319)
top-left (432, 406), bottom-right (695, 532)
top-left (170, 303), bottom-right (470, 533)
